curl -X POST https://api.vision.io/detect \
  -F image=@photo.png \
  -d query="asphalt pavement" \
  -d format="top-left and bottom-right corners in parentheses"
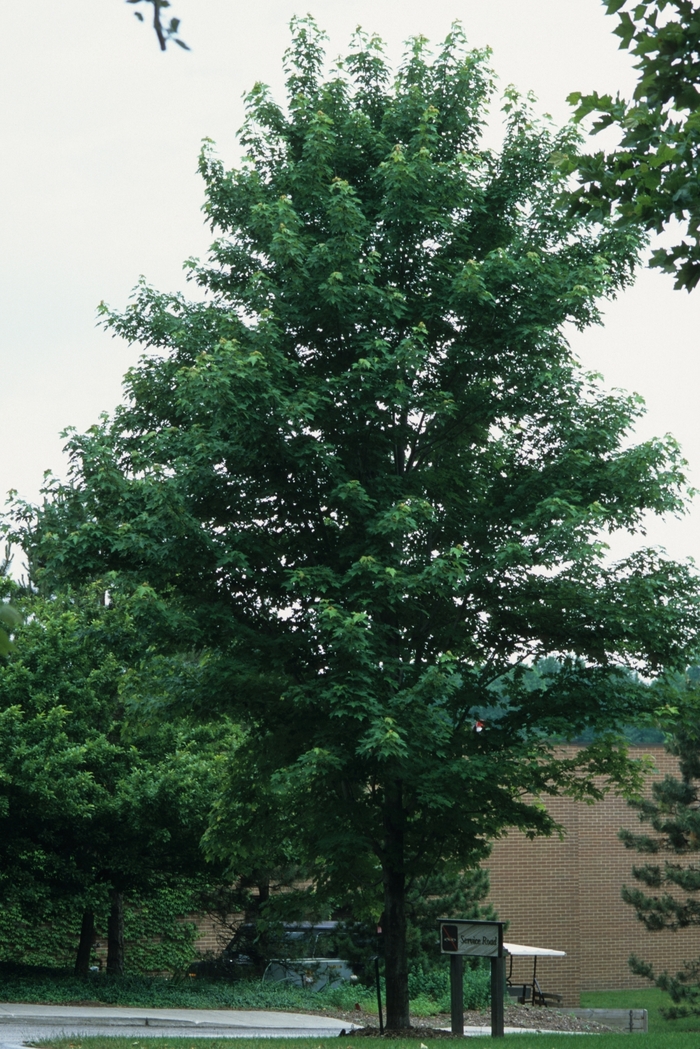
top-left (0, 1003), bottom-right (356, 1046)
top-left (0, 1001), bottom-right (550, 1042)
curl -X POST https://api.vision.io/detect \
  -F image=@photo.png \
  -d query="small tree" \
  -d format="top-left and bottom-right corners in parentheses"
top-left (621, 668), bottom-right (700, 1017)
top-left (0, 580), bottom-right (232, 975)
top-left (10, 21), bottom-right (700, 1026)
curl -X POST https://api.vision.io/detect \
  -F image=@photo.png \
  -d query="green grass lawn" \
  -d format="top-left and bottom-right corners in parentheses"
top-left (29, 1037), bottom-right (700, 1049)
top-left (581, 987), bottom-right (700, 1034)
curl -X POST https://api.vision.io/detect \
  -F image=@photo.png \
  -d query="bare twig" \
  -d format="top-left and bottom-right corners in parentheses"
top-left (152, 0), bottom-right (167, 50)
top-left (126, 0), bottom-right (190, 52)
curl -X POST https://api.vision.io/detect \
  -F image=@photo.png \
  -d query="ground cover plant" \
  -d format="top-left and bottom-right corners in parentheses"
top-left (0, 966), bottom-right (488, 1016)
top-left (11, 15), bottom-right (700, 1032)
top-left (0, 970), bottom-right (328, 1012)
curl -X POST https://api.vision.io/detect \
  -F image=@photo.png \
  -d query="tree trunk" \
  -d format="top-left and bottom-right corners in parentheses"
top-left (106, 889), bottom-right (125, 975)
top-left (74, 909), bottom-right (95, 977)
top-left (256, 877), bottom-right (270, 907)
top-left (252, 877), bottom-right (272, 977)
top-left (383, 780), bottom-right (410, 1030)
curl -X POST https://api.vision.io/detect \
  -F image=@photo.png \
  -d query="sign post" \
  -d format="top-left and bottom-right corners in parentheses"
top-left (450, 953), bottom-right (463, 1036)
top-left (490, 950), bottom-right (505, 1038)
top-left (438, 919), bottom-right (505, 1039)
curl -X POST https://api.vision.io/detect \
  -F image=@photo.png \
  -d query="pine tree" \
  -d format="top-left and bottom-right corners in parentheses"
top-left (622, 669), bottom-right (700, 1017)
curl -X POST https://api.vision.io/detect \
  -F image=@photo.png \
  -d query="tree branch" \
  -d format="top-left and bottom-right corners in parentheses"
top-left (126, 0), bottom-right (189, 52)
top-left (152, 0), bottom-right (167, 51)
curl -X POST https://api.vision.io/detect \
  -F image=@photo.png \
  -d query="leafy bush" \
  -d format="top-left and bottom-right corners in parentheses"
top-left (408, 994), bottom-right (439, 1016)
top-left (0, 963), bottom-right (491, 1015)
top-left (408, 961), bottom-right (491, 1012)
top-left (317, 982), bottom-right (374, 1011)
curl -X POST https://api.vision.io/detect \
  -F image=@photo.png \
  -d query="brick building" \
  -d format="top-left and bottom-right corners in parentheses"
top-left (486, 745), bottom-right (698, 1005)
top-left (193, 916), bottom-right (228, 957)
top-left (190, 745), bottom-right (697, 1005)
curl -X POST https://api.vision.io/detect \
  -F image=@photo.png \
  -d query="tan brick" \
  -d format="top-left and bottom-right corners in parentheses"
top-left (484, 746), bottom-right (695, 1006)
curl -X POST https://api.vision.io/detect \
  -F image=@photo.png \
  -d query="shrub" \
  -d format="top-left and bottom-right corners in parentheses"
top-left (408, 961), bottom-right (491, 1012)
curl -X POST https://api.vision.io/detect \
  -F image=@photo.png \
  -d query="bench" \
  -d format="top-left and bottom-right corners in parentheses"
top-left (532, 977), bottom-right (562, 1007)
top-left (507, 983), bottom-right (532, 1005)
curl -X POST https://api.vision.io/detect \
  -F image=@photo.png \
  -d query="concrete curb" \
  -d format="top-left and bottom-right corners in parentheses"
top-left (0, 1005), bottom-right (353, 1032)
top-left (556, 1008), bottom-right (648, 1033)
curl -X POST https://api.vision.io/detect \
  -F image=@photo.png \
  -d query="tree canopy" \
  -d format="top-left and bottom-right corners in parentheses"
top-left (9, 19), bottom-right (700, 1026)
top-left (569, 0), bottom-right (700, 290)
top-left (0, 577), bottom-right (232, 974)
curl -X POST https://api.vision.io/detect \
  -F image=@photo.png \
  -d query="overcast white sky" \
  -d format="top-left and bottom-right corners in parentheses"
top-left (1, 1), bottom-right (698, 564)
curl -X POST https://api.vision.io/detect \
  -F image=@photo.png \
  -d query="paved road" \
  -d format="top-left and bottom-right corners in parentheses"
top-left (0, 1002), bottom-right (551, 1042)
top-left (0, 1004), bottom-right (357, 1046)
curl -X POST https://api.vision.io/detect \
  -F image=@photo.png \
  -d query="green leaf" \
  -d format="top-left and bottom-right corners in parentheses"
top-left (614, 11), bottom-right (638, 48)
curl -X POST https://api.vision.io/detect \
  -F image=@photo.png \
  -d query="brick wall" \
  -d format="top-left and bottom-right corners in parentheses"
top-left (485, 746), bottom-right (699, 1005)
top-left (192, 915), bottom-right (232, 955)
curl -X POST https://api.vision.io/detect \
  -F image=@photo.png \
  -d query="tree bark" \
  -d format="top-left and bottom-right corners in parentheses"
top-left (256, 877), bottom-right (270, 907)
top-left (383, 779), bottom-right (410, 1030)
top-left (74, 909), bottom-right (95, 977)
top-left (106, 889), bottom-right (125, 975)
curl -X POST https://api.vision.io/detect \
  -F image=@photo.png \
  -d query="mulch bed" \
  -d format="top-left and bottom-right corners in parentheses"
top-left (349, 1025), bottom-right (454, 1038)
top-left (461, 1005), bottom-right (616, 1033)
top-left (331, 1004), bottom-right (616, 1036)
